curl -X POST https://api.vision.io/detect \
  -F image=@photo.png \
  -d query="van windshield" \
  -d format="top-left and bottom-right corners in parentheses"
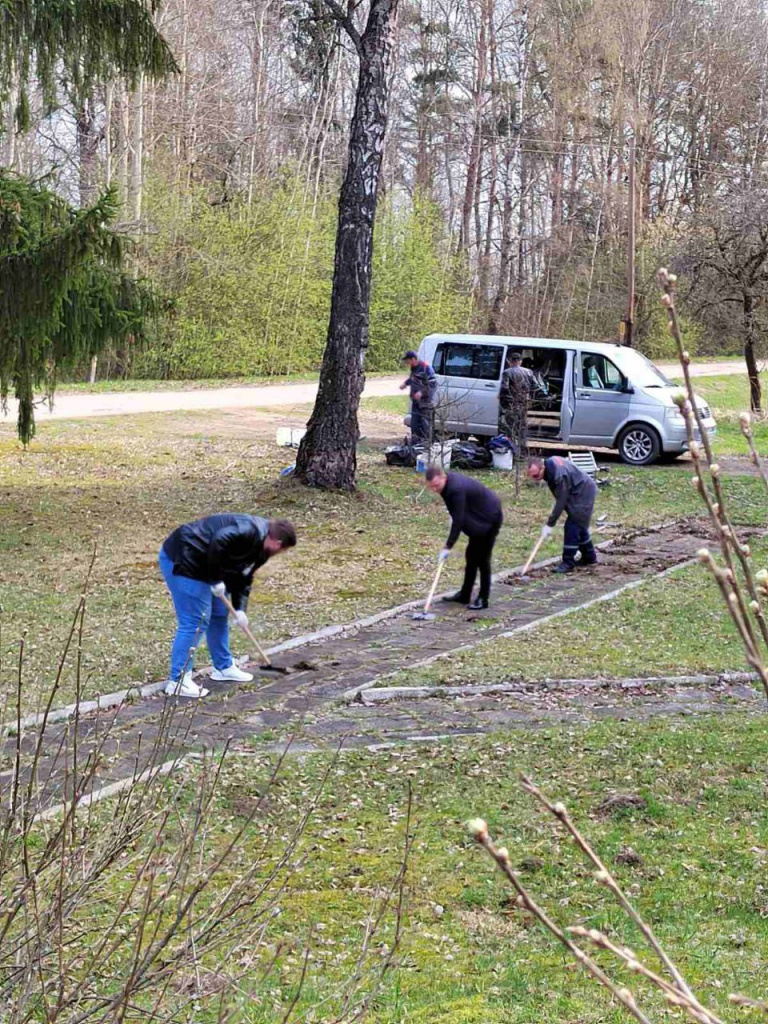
top-left (611, 348), bottom-right (674, 388)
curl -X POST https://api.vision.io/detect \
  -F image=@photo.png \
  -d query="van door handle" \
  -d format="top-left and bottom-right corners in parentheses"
top-left (483, 383), bottom-right (497, 389)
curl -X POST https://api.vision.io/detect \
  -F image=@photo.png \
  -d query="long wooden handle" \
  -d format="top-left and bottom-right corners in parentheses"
top-left (215, 590), bottom-right (272, 667)
top-left (423, 559), bottom-right (446, 614)
top-left (521, 534), bottom-right (546, 576)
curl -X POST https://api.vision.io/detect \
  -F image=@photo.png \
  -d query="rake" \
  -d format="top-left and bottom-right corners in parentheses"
top-left (518, 532), bottom-right (547, 582)
top-left (412, 559), bottom-right (446, 621)
top-left (215, 591), bottom-right (293, 675)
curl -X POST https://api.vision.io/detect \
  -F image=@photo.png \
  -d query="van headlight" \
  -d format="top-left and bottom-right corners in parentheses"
top-left (666, 407), bottom-right (685, 422)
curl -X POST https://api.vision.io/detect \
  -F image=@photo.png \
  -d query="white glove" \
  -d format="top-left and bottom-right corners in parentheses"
top-left (211, 582), bottom-right (227, 598)
top-left (232, 610), bottom-right (249, 629)
top-left (540, 524), bottom-right (553, 539)
top-left (438, 548), bottom-right (451, 563)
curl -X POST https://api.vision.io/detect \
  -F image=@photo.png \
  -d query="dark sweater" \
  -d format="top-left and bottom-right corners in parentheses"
top-left (162, 513), bottom-right (270, 610)
top-left (440, 472), bottom-right (503, 548)
top-left (404, 360), bottom-right (438, 408)
top-left (544, 457), bottom-right (597, 528)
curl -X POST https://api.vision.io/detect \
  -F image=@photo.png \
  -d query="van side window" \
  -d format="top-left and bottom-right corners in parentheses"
top-left (581, 353), bottom-right (623, 391)
top-left (437, 343), bottom-right (503, 381)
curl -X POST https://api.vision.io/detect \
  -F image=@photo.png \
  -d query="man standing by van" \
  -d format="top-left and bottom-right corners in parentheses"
top-left (401, 349), bottom-right (438, 447)
top-left (527, 456), bottom-right (597, 574)
top-left (425, 466), bottom-right (503, 609)
top-left (499, 351), bottom-right (538, 454)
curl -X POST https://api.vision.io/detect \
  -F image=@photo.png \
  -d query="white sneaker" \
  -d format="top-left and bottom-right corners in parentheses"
top-left (210, 664), bottom-right (254, 683)
top-left (163, 672), bottom-right (209, 698)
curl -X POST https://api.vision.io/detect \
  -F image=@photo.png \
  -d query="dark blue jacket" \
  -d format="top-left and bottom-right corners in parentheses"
top-left (404, 360), bottom-right (438, 409)
top-left (544, 457), bottom-right (597, 528)
top-left (440, 472), bottom-right (503, 548)
top-left (163, 514), bottom-right (269, 610)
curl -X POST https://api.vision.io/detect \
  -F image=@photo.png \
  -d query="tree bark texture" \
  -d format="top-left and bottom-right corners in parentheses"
top-left (76, 98), bottom-right (101, 207)
top-left (743, 292), bottom-right (763, 412)
top-left (295, 0), bottom-right (399, 491)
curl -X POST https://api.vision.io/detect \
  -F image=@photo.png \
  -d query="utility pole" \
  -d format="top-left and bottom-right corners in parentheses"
top-left (623, 133), bottom-right (636, 346)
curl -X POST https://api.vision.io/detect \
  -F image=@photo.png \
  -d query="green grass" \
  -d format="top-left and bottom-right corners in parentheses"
top-left (677, 372), bottom-right (768, 456)
top-left (361, 395), bottom-right (407, 416)
top-left (0, 407), bottom-right (765, 713)
top-left (209, 713), bottom-right (768, 1021)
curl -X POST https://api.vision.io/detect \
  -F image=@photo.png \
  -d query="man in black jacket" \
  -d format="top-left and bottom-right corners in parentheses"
top-left (527, 456), bottom-right (597, 574)
top-left (425, 466), bottom-right (503, 610)
top-left (159, 514), bottom-right (297, 697)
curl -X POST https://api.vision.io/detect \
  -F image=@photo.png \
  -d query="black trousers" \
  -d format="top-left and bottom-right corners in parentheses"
top-left (410, 405), bottom-right (433, 447)
top-left (459, 522), bottom-right (502, 602)
top-left (563, 517), bottom-right (596, 568)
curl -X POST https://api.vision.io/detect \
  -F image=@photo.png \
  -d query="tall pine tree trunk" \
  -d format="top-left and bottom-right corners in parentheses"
top-left (743, 292), bottom-right (763, 413)
top-left (295, 0), bottom-right (399, 491)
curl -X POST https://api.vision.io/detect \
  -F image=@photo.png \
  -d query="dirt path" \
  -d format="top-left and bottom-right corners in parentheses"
top-left (0, 360), bottom-right (749, 426)
top-left (4, 519), bottom-right (761, 816)
top-left (0, 377), bottom-right (401, 425)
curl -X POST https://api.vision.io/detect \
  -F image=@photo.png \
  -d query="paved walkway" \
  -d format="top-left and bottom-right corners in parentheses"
top-left (0, 361), bottom-right (750, 425)
top-left (4, 520), bottom-right (762, 816)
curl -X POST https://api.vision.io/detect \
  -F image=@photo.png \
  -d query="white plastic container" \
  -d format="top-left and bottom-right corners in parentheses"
top-left (491, 450), bottom-right (514, 471)
top-left (415, 452), bottom-right (429, 473)
top-left (429, 441), bottom-right (453, 469)
top-left (276, 428), bottom-right (306, 448)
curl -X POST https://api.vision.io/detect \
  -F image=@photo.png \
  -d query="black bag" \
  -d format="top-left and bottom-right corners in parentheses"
top-left (450, 441), bottom-right (492, 470)
top-left (385, 444), bottom-right (419, 467)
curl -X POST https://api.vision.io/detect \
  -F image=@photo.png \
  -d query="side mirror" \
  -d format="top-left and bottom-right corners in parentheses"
top-left (622, 383), bottom-right (634, 395)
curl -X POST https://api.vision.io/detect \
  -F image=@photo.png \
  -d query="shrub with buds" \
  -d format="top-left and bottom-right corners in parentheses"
top-left (466, 818), bottom-right (489, 842)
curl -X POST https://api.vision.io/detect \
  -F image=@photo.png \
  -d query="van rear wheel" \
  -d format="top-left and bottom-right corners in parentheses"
top-left (617, 424), bottom-right (661, 466)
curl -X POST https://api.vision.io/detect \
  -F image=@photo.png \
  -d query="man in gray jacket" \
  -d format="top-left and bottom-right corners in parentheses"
top-left (527, 456), bottom-right (597, 574)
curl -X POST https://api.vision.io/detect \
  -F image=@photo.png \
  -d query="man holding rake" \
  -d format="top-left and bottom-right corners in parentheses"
top-left (527, 456), bottom-right (597, 574)
top-left (425, 466), bottom-right (503, 610)
top-left (159, 514), bottom-right (297, 698)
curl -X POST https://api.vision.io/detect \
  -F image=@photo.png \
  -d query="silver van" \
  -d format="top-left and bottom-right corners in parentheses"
top-left (413, 334), bottom-right (716, 466)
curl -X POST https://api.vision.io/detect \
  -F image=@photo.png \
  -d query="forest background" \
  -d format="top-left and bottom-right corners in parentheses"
top-left (5, 0), bottom-right (768, 381)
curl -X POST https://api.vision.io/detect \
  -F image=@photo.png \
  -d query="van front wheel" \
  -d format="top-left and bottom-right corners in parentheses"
top-left (617, 424), bottom-right (661, 466)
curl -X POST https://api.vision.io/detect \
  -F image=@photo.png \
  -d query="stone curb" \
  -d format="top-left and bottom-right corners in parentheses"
top-left (32, 755), bottom-right (187, 824)
top-left (359, 671), bottom-right (760, 705)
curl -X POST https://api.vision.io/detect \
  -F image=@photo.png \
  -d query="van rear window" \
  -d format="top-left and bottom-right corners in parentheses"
top-left (434, 343), bottom-right (503, 381)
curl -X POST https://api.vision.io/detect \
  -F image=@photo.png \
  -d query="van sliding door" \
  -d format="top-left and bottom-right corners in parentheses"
top-left (433, 342), bottom-right (504, 436)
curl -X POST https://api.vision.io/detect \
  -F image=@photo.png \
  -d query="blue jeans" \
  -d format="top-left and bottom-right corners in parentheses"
top-left (562, 518), bottom-right (596, 568)
top-left (159, 548), bottom-right (233, 681)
